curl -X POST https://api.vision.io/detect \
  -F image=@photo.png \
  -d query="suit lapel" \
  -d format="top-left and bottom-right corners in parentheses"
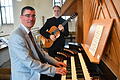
top-left (19, 26), bottom-right (40, 59)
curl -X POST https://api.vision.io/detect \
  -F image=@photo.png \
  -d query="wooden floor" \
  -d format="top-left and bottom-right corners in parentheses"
top-left (0, 42), bottom-right (11, 80)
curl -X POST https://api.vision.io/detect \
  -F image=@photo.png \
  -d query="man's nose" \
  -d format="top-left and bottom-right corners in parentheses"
top-left (28, 16), bottom-right (35, 20)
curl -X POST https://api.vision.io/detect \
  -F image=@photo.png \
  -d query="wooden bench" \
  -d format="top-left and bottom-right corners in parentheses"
top-left (0, 68), bottom-right (11, 80)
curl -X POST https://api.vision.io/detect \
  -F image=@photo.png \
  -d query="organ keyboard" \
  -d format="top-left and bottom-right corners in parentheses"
top-left (57, 42), bottom-right (117, 80)
top-left (78, 53), bottom-right (91, 80)
top-left (61, 53), bottom-right (92, 80)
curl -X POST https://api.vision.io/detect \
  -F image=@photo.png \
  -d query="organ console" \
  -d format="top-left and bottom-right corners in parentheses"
top-left (56, 43), bottom-right (117, 80)
top-left (53, 19), bottom-right (117, 80)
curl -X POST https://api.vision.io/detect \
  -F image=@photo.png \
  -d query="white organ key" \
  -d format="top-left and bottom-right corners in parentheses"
top-left (71, 56), bottom-right (77, 80)
top-left (78, 53), bottom-right (91, 80)
top-left (61, 60), bottom-right (67, 80)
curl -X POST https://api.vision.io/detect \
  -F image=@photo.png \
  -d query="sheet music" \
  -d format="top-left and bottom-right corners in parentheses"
top-left (89, 24), bottom-right (104, 56)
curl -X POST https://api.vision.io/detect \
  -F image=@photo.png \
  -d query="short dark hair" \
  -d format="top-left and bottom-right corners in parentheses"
top-left (53, 5), bottom-right (61, 10)
top-left (21, 6), bottom-right (35, 15)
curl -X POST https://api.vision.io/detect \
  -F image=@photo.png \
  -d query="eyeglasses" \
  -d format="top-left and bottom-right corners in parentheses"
top-left (22, 14), bottom-right (36, 18)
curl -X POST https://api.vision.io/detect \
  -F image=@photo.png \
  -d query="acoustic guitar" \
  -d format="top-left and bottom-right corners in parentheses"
top-left (40, 13), bottom-right (78, 48)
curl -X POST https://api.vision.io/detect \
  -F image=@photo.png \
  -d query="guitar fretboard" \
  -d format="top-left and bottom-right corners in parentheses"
top-left (62, 18), bottom-right (71, 26)
top-left (61, 13), bottom-right (77, 26)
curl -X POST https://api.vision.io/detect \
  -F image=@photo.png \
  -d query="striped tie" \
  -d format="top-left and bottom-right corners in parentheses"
top-left (28, 31), bottom-right (46, 63)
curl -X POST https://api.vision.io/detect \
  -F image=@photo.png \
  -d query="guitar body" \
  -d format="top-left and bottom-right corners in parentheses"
top-left (40, 26), bottom-right (60, 48)
top-left (40, 13), bottom-right (78, 48)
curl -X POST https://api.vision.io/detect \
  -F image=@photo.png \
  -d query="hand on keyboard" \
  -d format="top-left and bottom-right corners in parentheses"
top-left (55, 62), bottom-right (67, 67)
top-left (56, 67), bottom-right (67, 75)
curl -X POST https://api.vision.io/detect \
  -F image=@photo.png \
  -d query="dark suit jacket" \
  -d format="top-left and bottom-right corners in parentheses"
top-left (40, 17), bottom-right (69, 50)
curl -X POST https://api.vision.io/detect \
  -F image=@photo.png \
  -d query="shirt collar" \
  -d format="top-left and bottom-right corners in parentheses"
top-left (54, 16), bottom-right (61, 19)
top-left (20, 24), bottom-right (30, 34)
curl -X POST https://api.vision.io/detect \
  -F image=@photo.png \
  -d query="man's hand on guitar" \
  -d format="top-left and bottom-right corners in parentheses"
top-left (50, 35), bottom-right (56, 41)
top-left (58, 24), bottom-right (64, 32)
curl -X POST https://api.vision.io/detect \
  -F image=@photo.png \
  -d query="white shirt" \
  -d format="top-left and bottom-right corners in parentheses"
top-left (20, 24), bottom-right (40, 80)
top-left (20, 24), bottom-right (30, 34)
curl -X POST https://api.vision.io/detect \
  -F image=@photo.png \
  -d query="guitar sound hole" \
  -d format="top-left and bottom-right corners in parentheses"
top-left (51, 32), bottom-right (55, 35)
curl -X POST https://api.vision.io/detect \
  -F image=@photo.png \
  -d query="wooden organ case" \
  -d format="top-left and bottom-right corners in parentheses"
top-left (54, 19), bottom-right (117, 80)
top-left (59, 0), bottom-right (120, 79)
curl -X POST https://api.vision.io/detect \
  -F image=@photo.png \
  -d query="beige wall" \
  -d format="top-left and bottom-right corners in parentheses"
top-left (0, 0), bottom-right (76, 36)
top-left (13, 0), bottom-right (53, 29)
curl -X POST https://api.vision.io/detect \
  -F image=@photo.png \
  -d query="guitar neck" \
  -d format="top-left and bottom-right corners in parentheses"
top-left (53, 19), bottom-right (69, 34)
top-left (52, 18), bottom-right (70, 35)
top-left (62, 18), bottom-right (71, 26)
top-left (61, 13), bottom-right (77, 26)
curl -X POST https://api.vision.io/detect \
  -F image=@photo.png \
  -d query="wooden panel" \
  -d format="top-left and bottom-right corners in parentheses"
top-left (93, 2), bottom-right (98, 19)
top-left (82, 19), bottom-right (113, 64)
top-left (62, 0), bottom-right (120, 78)
top-left (90, 0), bottom-right (95, 19)
top-left (111, 28), bottom-right (120, 79)
top-left (111, 28), bottom-right (120, 62)
top-left (61, 0), bottom-right (83, 43)
top-left (99, 9), bottom-right (105, 19)
top-left (83, 0), bottom-right (93, 43)
top-left (101, 2), bottom-right (111, 18)
top-left (102, 25), bottom-right (120, 79)
top-left (96, 6), bottom-right (101, 19)
top-left (64, 2), bottom-right (77, 16)
top-left (61, 0), bottom-right (77, 16)
top-left (112, 0), bottom-right (120, 17)
top-left (104, 0), bottom-right (120, 46)
top-left (76, 0), bottom-right (83, 43)
top-left (102, 0), bottom-right (120, 44)
top-left (0, 68), bottom-right (11, 80)
top-left (103, 41), bottom-right (119, 78)
top-left (78, 0), bottom-right (120, 78)
top-left (113, 19), bottom-right (120, 43)
top-left (109, 41), bottom-right (119, 76)
top-left (119, 66), bottom-right (120, 80)
top-left (88, 0), bottom-right (94, 20)
top-left (105, 0), bottom-right (118, 18)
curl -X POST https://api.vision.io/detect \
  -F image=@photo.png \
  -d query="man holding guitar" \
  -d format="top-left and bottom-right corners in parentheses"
top-left (39, 5), bottom-right (69, 80)
top-left (39, 5), bottom-right (69, 58)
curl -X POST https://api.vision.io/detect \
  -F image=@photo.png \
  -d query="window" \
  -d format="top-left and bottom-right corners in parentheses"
top-left (0, 0), bottom-right (14, 25)
top-left (62, 16), bottom-right (70, 20)
top-left (53, 0), bottom-right (66, 7)
top-left (53, 0), bottom-right (69, 20)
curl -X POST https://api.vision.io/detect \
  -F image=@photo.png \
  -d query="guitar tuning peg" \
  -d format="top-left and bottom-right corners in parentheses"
top-left (74, 12), bottom-right (78, 16)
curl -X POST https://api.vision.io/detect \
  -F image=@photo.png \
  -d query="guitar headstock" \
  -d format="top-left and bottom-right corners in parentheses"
top-left (62, 13), bottom-right (78, 26)
top-left (70, 13), bottom-right (78, 19)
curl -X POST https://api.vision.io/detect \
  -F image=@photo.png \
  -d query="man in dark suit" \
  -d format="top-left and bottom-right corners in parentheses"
top-left (39, 5), bottom-right (69, 58)
top-left (39, 5), bottom-right (69, 80)
top-left (8, 6), bottom-right (67, 80)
